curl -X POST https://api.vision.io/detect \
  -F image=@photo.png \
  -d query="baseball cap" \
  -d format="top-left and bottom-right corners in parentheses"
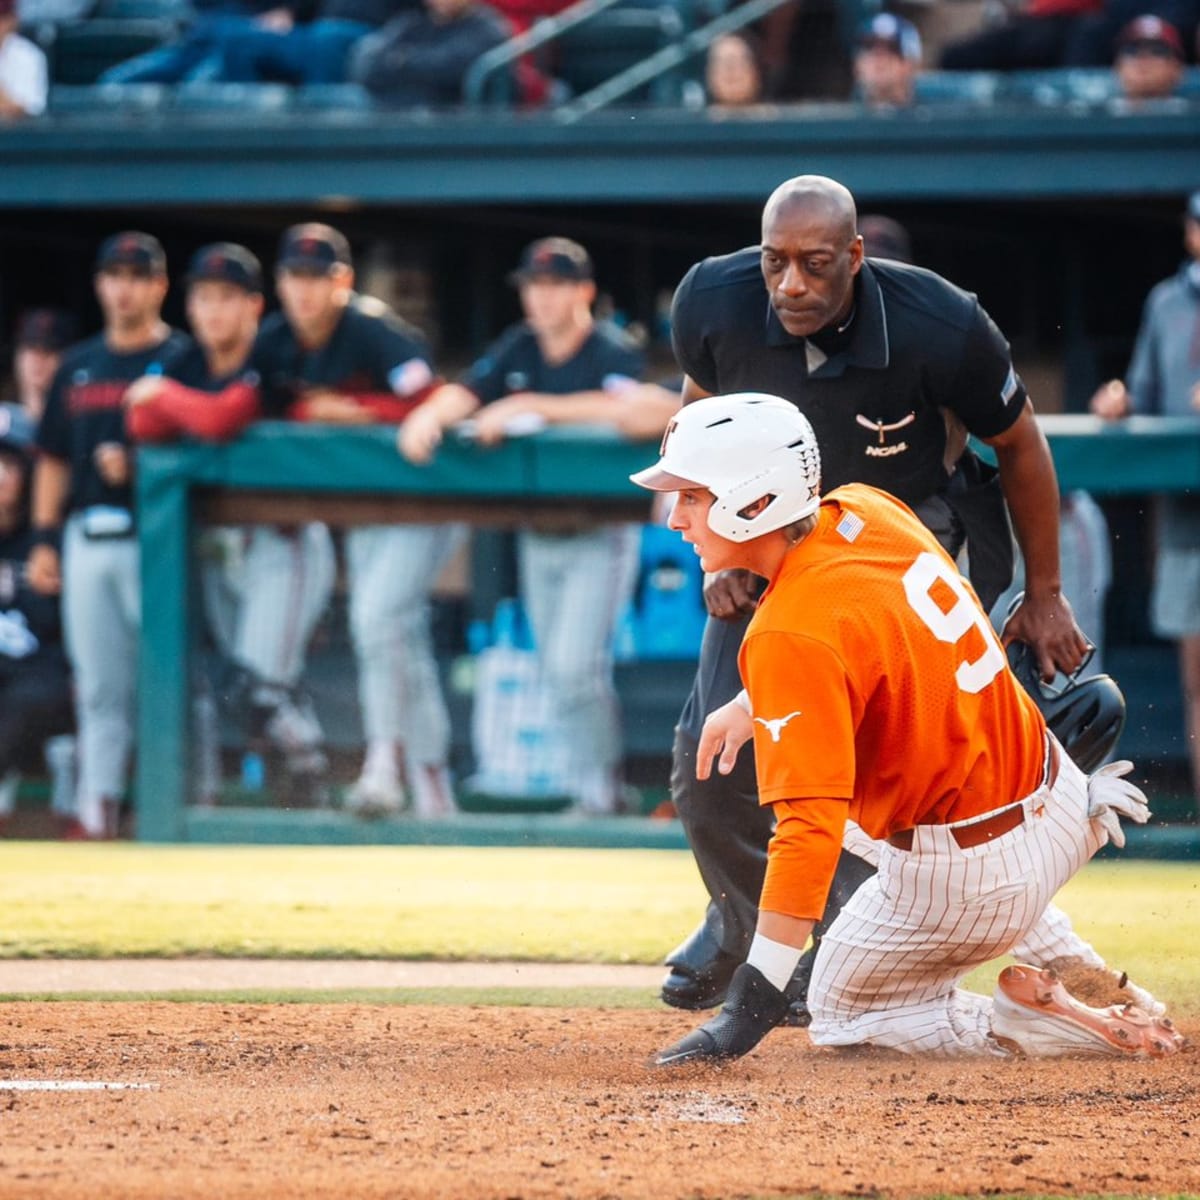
top-left (1187, 189), bottom-right (1200, 222)
top-left (858, 13), bottom-right (922, 62)
top-left (508, 237), bottom-right (593, 286)
top-left (1116, 14), bottom-right (1184, 57)
top-left (95, 231), bottom-right (167, 276)
top-left (0, 403), bottom-right (34, 456)
top-left (276, 223), bottom-right (352, 275)
top-left (14, 307), bottom-right (76, 352)
top-left (185, 243), bottom-right (264, 293)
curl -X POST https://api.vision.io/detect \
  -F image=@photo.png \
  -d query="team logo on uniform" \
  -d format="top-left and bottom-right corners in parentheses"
top-left (754, 711), bottom-right (802, 742)
top-left (857, 412), bottom-right (915, 458)
top-left (73, 369), bottom-right (90, 385)
top-left (505, 371), bottom-right (530, 392)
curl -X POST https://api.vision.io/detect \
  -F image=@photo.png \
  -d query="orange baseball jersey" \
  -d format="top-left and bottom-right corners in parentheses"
top-left (741, 482), bottom-right (1046, 920)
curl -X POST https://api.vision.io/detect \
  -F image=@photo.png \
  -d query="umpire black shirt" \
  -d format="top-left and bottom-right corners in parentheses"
top-left (671, 249), bottom-right (1027, 737)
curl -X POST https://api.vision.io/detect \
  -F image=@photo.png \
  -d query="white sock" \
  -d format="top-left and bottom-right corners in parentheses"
top-left (746, 933), bottom-right (802, 993)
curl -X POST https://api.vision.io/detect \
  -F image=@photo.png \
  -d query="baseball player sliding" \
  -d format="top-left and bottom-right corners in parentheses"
top-left (635, 394), bottom-right (1182, 1062)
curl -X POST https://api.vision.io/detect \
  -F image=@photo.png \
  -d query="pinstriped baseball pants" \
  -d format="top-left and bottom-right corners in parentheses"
top-left (808, 742), bottom-right (1103, 1056)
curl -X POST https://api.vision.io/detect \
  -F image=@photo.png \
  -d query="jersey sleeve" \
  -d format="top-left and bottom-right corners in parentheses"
top-left (742, 630), bottom-right (858, 804)
top-left (669, 262), bottom-right (719, 394)
top-left (371, 314), bottom-right (437, 398)
top-left (593, 328), bottom-right (645, 390)
top-left (943, 301), bottom-right (1029, 439)
top-left (460, 326), bottom-right (524, 404)
top-left (34, 362), bottom-right (72, 460)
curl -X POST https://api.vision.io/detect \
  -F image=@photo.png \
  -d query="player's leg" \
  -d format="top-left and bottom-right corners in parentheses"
top-left (62, 522), bottom-right (140, 838)
top-left (808, 748), bottom-right (1101, 1056)
top-left (518, 524), bottom-right (639, 814)
top-left (345, 523), bottom-right (463, 817)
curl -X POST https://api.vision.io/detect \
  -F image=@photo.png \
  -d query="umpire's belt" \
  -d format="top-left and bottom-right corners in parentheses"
top-left (887, 735), bottom-right (1061, 852)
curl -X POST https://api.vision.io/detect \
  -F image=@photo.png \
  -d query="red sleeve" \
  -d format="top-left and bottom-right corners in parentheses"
top-left (287, 382), bottom-right (440, 424)
top-left (127, 401), bottom-right (183, 444)
top-left (158, 379), bottom-right (261, 441)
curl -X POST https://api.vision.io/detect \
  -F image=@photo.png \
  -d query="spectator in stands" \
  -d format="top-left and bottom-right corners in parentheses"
top-left (398, 237), bottom-right (657, 815)
top-left (17, 0), bottom-right (89, 21)
top-left (102, 0), bottom-right (313, 84)
top-left (209, 0), bottom-right (405, 83)
top-left (0, 0), bottom-right (46, 119)
top-left (5, 309), bottom-right (75, 424)
top-left (1090, 188), bottom-right (1200, 817)
top-left (349, 0), bottom-right (509, 106)
top-left (940, 0), bottom-right (1102, 70)
top-left (124, 243), bottom-right (336, 808)
top-left (0, 406), bottom-right (76, 837)
top-left (703, 32), bottom-right (767, 109)
top-left (1112, 14), bottom-right (1186, 100)
top-left (854, 14), bottom-right (922, 107)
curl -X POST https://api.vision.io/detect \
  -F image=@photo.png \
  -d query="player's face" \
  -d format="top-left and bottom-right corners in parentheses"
top-left (668, 487), bottom-right (741, 571)
top-left (853, 46), bottom-right (915, 106)
top-left (1116, 44), bottom-right (1182, 99)
top-left (276, 268), bottom-right (348, 331)
top-left (95, 267), bottom-right (168, 330)
top-left (187, 281), bottom-right (262, 351)
top-left (519, 277), bottom-right (593, 337)
top-left (14, 345), bottom-right (61, 402)
top-left (761, 205), bottom-right (863, 338)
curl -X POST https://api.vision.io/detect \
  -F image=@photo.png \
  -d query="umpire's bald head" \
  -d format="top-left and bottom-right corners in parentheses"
top-left (762, 176), bottom-right (857, 245)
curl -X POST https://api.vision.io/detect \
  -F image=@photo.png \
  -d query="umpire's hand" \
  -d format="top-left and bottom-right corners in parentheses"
top-left (703, 568), bottom-right (760, 620)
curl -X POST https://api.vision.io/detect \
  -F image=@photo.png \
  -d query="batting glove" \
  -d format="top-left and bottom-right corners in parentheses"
top-left (1086, 760), bottom-right (1151, 849)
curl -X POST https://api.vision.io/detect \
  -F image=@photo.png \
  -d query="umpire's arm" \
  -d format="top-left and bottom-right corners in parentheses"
top-left (984, 399), bottom-right (1090, 679)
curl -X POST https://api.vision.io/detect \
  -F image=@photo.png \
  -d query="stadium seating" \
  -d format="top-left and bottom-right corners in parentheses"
top-left (49, 16), bottom-right (178, 84)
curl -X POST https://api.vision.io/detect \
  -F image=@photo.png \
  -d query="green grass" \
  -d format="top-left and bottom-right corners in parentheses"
top-left (0, 844), bottom-right (1195, 1007)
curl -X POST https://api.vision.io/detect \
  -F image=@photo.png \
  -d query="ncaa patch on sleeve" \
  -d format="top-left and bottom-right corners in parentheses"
top-left (389, 358), bottom-right (434, 397)
top-left (1001, 365), bottom-right (1019, 406)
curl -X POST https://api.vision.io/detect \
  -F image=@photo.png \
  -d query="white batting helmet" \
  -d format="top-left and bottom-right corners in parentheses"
top-left (631, 393), bottom-right (822, 542)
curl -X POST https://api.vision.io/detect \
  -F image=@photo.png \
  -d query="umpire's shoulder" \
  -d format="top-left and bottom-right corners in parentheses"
top-left (676, 245), bottom-right (762, 301)
top-left (869, 258), bottom-right (981, 334)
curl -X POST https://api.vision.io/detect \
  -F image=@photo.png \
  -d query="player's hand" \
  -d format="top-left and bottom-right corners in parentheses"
top-left (1089, 380), bottom-right (1130, 421)
top-left (1001, 591), bottom-right (1091, 681)
top-left (27, 544), bottom-right (61, 595)
top-left (696, 696), bottom-right (754, 781)
top-left (472, 396), bottom-right (538, 446)
top-left (255, 6), bottom-right (293, 30)
top-left (397, 405), bottom-right (444, 465)
top-left (703, 569), bottom-right (760, 620)
top-left (300, 391), bottom-right (372, 424)
top-left (93, 442), bottom-right (130, 486)
top-left (123, 375), bottom-right (165, 408)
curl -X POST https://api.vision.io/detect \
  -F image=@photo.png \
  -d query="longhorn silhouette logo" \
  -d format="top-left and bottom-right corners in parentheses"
top-left (754, 712), bottom-right (802, 742)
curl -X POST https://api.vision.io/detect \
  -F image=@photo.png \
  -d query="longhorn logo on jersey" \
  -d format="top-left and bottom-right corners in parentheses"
top-left (754, 711), bottom-right (803, 742)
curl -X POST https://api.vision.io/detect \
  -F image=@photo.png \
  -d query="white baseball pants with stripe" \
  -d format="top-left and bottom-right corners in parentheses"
top-left (202, 523), bottom-right (335, 688)
top-left (518, 524), bottom-right (639, 802)
top-left (345, 523), bottom-right (466, 767)
top-left (62, 518), bottom-right (140, 836)
top-left (808, 743), bottom-right (1105, 1057)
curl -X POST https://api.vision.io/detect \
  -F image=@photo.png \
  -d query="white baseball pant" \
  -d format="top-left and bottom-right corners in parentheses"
top-left (62, 517), bottom-right (140, 836)
top-left (808, 739), bottom-right (1105, 1057)
top-left (345, 523), bottom-right (466, 767)
top-left (517, 524), bottom-right (640, 801)
top-left (201, 523), bottom-right (335, 688)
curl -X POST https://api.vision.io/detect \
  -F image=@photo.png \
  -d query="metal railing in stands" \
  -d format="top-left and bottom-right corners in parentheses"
top-left (463, 0), bottom-right (632, 107)
top-left (552, 0), bottom-right (798, 121)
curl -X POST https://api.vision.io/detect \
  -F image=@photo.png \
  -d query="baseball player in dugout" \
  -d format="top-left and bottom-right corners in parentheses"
top-left (28, 232), bottom-right (190, 839)
top-left (125, 243), bottom-right (336, 806)
top-left (635, 395), bottom-right (1182, 1064)
top-left (399, 236), bottom-right (672, 813)
top-left (660, 174), bottom-right (1138, 1026)
top-left (258, 222), bottom-right (457, 818)
top-left (4, 308), bottom-right (78, 425)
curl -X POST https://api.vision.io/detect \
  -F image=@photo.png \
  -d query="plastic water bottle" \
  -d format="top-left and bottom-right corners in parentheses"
top-left (241, 750), bottom-right (265, 792)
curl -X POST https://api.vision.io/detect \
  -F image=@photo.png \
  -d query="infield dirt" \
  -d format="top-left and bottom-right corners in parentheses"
top-left (0, 1002), bottom-right (1195, 1199)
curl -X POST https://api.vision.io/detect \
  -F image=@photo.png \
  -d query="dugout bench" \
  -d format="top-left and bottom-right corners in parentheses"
top-left (135, 415), bottom-right (1200, 844)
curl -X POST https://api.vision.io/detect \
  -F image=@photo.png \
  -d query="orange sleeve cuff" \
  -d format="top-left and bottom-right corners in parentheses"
top-left (758, 798), bottom-right (849, 922)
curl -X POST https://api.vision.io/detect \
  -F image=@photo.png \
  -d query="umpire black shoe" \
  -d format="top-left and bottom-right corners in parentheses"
top-left (653, 964), bottom-right (792, 1067)
top-left (661, 947), bottom-right (741, 1011)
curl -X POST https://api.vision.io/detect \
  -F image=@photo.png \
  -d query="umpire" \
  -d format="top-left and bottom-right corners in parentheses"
top-left (663, 175), bottom-right (1090, 1017)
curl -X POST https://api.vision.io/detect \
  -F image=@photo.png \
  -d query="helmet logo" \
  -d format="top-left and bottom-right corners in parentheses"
top-left (659, 418), bottom-right (678, 456)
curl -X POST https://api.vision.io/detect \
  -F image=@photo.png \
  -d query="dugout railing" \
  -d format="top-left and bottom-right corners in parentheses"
top-left (134, 416), bottom-right (1200, 851)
